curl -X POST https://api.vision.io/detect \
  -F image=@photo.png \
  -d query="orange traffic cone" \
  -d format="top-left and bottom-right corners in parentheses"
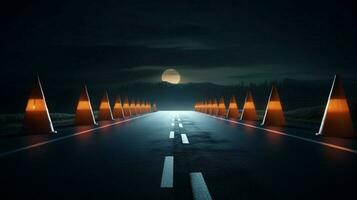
top-left (113, 96), bottom-right (125, 119)
top-left (98, 91), bottom-right (113, 121)
top-left (144, 101), bottom-right (149, 113)
top-left (140, 100), bottom-right (145, 113)
top-left (208, 99), bottom-right (213, 115)
top-left (240, 91), bottom-right (257, 121)
top-left (130, 99), bottom-right (137, 115)
top-left (123, 97), bottom-right (131, 117)
top-left (75, 86), bottom-right (97, 126)
top-left (23, 77), bottom-right (56, 134)
top-left (316, 75), bottom-right (355, 137)
top-left (212, 98), bottom-right (219, 115)
top-left (217, 97), bottom-right (227, 117)
top-left (226, 95), bottom-right (240, 119)
top-left (143, 101), bottom-right (148, 113)
top-left (135, 99), bottom-right (141, 114)
top-left (261, 86), bottom-right (285, 126)
top-left (203, 101), bottom-right (208, 113)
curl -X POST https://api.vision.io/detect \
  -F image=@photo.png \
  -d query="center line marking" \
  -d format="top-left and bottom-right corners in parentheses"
top-left (190, 172), bottom-right (212, 200)
top-left (179, 123), bottom-right (183, 128)
top-left (202, 113), bottom-right (357, 154)
top-left (169, 131), bottom-right (175, 139)
top-left (171, 123), bottom-right (175, 126)
top-left (181, 134), bottom-right (189, 144)
top-left (161, 156), bottom-right (174, 188)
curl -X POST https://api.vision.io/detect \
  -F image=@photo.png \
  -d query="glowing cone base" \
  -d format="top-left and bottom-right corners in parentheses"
top-left (227, 96), bottom-right (239, 119)
top-left (261, 87), bottom-right (285, 126)
top-left (240, 92), bottom-right (257, 121)
top-left (317, 75), bottom-right (355, 137)
top-left (23, 110), bottom-right (57, 134)
top-left (98, 93), bottom-right (113, 121)
top-left (113, 101), bottom-right (125, 119)
top-left (75, 87), bottom-right (97, 126)
top-left (23, 78), bottom-right (56, 134)
top-left (217, 97), bottom-right (227, 117)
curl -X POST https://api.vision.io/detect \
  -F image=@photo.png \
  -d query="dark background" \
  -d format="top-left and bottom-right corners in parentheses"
top-left (0, 0), bottom-right (356, 113)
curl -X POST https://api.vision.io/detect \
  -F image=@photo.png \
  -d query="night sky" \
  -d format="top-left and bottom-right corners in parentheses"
top-left (1, 0), bottom-right (356, 86)
top-left (0, 0), bottom-right (356, 112)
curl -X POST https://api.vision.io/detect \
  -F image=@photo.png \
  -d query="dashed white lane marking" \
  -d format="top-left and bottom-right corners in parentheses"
top-left (181, 134), bottom-right (189, 144)
top-left (0, 114), bottom-right (152, 157)
top-left (169, 131), bottom-right (175, 139)
top-left (190, 172), bottom-right (213, 200)
top-left (160, 156), bottom-right (174, 188)
top-left (179, 123), bottom-right (183, 128)
top-left (171, 123), bottom-right (175, 126)
top-left (203, 113), bottom-right (357, 155)
top-left (178, 118), bottom-right (181, 121)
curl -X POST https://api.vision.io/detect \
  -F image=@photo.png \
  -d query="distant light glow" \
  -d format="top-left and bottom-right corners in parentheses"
top-left (162, 68), bottom-right (181, 84)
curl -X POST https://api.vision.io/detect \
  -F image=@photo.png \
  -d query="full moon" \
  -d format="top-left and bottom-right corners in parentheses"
top-left (161, 68), bottom-right (181, 84)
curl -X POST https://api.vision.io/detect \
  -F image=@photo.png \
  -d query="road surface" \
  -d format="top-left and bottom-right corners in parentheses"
top-left (1, 111), bottom-right (357, 200)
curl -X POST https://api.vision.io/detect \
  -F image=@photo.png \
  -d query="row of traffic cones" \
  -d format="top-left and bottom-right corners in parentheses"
top-left (23, 77), bottom-right (157, 134)
top-left (194, 91), bottom-right (259, 121)
top-left (194, 75), bottom-right (355, 138)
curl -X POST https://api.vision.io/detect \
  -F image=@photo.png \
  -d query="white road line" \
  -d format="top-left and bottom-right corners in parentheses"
top-left (160, 156), bottom-right (174, 188)
top-left (169, 131), bottom-right (175, 139)
top-left (179, 123), bottom-right (183, 128)
top-left (0, 114), bottom-right (152, 157)
top-left (178, 118), bottom-right (181, 121)
top-left (181, 134), bottom-right (189, 144)
top-left (190, 172), bottom-right (212, 200)
top-left (203, 113), bottom-right (357, 154)
top-left (171, 123), bottom-right (175, 126)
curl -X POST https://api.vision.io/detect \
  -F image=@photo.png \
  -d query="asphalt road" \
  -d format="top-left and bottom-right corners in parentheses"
top-left (1, 111), bottom-right (357, 200)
